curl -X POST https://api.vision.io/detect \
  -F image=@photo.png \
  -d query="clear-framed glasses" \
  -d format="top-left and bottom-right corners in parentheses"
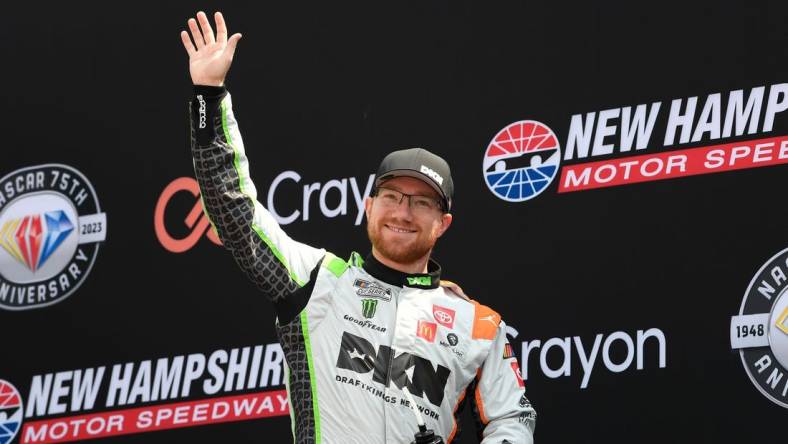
top-left (375, 187), bottom-right (445, 214)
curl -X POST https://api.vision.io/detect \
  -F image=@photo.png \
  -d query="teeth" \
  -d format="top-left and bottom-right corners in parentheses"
top-left (387, 225), bottom-right (414, 233)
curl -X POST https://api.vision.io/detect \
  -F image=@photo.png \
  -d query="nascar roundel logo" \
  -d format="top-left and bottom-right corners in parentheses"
top-left (0, 379), bottom-right (22, 444)
top-left (483, 120), bottom-right (561, 202)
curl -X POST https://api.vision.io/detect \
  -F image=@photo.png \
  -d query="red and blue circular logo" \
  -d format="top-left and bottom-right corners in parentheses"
top-left (482, 121), bottom-right (561, 202)
top-left (0, 379), bottom-right (23, 444)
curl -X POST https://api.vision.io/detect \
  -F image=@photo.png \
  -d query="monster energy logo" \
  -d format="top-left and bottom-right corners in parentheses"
top-left (361, 299), bottom-right (378, 318)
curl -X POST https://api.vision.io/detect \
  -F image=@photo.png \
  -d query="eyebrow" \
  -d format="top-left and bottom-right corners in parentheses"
top-left (382, 185), bottom-right (440, 200)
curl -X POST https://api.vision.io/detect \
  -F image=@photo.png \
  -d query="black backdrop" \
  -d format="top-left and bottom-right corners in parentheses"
top-left (2, 1), bottom-right (787, 443)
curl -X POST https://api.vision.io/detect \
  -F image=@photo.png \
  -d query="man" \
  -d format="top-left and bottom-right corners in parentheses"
top-left (181, 11), bottom-right (536, 444)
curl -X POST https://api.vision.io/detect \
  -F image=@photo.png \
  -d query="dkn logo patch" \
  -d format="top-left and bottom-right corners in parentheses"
top-left (730, 247), bottom-right (788, 408)
top-left (0, 165), bottom-right (106, 310)
top-left (432, 305), bottom-right (455, 329)
top-left (482, 120), bottom-right (561, 202)
top-left (0, 379), bottom-right (22, 444)
top-left (417, 320), bottom-right (437, 343)
top-left (154, 177), bottom-right (221, 253)
top-left (336, 331), bottom-right (451, 406)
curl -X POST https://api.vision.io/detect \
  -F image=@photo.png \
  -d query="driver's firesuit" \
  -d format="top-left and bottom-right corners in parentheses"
top-left (189, 85), bottom-right (536, 443)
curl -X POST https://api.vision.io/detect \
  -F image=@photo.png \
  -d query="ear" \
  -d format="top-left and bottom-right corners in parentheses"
top-left (364, 196), bottom-right (374, 221)
top-left (435, 212), bottom-right (453, 238)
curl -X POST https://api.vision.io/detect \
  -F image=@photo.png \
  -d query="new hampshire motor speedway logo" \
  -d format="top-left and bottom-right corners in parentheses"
top-left (0, 343), bottom-right (288, 443)
top-left (0, 165), bottom-right (106, 310)
top-left (730, 247), bottom-right (788, 408)
top-left (483, 120), bottom-right (560, 202)
top-left (0, 380), bottom-right (23, 444)
top-left (483, 83), bottom-right (788, 203)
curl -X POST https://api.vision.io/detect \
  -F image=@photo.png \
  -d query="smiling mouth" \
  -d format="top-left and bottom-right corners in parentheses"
top-left (385, 224), bottom-right (416, 234)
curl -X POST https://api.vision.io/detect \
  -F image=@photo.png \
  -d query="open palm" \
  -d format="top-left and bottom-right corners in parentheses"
top-left (180, 11), bottom-right (242, 87)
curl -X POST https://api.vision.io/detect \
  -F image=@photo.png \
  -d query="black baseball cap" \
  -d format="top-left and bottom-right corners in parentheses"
top-left (374, 148), bottom-right (454, 211)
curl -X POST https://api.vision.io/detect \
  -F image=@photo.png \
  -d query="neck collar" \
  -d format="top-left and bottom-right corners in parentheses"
top-left (362, 253), bottom-right (442, 289)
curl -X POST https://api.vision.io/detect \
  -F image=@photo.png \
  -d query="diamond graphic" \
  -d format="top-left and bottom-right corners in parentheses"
top-left (14, 216), bottom-right (41, 271)
top-left (2, 211), bottom-right (74, 272)
top-left (27, 215), bottom-right (44, 272)
top-left (39, 210), bottom-right (74, 268)
top-left (778, 307), bottom-right (788, 335)
top-left (0, 219), bottom-right (25, 265)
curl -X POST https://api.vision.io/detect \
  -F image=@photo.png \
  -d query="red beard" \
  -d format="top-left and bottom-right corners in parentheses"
top-left (366, 217), bottom-right (436, 265)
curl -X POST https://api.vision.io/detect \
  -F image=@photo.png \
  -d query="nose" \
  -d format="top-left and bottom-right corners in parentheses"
top-left (389, 195), bottom-right (414, 220)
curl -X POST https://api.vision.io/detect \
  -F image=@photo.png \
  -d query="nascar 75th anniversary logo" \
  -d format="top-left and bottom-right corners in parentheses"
top-left (731, 247), bottom-right (788, 408)
top-left (0, 165), bottom-right (106, 310)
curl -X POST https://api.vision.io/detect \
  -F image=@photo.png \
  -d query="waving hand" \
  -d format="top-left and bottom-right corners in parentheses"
top-left (180, 11), bottom-right (242, 87)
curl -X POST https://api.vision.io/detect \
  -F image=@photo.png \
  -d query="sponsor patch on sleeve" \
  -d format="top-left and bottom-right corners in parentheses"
top-left (503, 343), bottom-right (515, 359)
top-left (511, 361), bottom-right (525, 388)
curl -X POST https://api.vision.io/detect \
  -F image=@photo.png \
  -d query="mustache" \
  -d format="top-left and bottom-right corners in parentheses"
top-left (377, 218), bottom-right (418, 230)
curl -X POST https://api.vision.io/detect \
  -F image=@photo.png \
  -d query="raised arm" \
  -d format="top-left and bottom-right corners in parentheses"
top-left (182, 12), bottom-right (325, 306)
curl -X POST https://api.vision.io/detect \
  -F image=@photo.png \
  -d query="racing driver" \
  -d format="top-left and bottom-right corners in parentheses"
top-left (181, 11), bottom-right (536, 444)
